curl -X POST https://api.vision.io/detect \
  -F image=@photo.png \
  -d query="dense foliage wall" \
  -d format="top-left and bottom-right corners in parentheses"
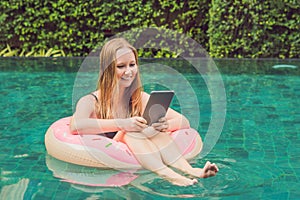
top-left (0, 0), bottom-right (299, 58)
top-left (208, 0), bottom-right (300, 58)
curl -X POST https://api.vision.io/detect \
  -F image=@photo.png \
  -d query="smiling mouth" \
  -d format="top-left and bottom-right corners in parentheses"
top-left (121, 76), bottom-right (132, 81)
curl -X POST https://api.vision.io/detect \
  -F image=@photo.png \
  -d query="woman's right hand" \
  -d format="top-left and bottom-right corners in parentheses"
top-left (116, 117), bottom-right (148, 132)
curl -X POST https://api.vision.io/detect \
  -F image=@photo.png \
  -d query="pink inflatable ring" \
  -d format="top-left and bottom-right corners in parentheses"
top-left (45, 117), bottom-right (203, 169)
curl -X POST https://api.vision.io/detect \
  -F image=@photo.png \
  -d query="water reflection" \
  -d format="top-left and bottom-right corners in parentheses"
top-left (46, 155), bottom-right (138, 188)
top-left (45, 154), bottom-right (264, 199)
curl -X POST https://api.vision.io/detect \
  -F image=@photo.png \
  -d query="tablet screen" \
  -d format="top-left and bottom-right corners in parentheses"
top-left (142, 91), bottom-right (174, 125)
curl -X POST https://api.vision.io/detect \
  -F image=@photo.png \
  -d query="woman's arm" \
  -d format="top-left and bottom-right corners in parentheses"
top-left (70, 118), bottom-right (122, 135)
top-left (70, 95), bottom-right (120, 134)
top-left (165, 108), bottom-right (190, 131)
top-left (70, 94), bottom-right (147, 135)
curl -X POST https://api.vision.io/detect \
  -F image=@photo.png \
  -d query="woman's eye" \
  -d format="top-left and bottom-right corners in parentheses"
top-left (117, 65), bottom-right (125, 68)
top-left (130, 63), bottom-right (136, 67)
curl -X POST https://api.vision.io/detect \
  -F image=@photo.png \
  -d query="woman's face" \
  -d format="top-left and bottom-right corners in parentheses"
top-left (115, 47), bottom-right (138, 88)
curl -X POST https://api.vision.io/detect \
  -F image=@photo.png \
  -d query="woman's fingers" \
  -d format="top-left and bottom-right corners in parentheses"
top-left (152, 122), bottom-right (167, 128)
top-left (133, 117), bottom-right (148, 130)
top-left (117, 117), bottom-right (147, 132)
top-left (211, 163), bottom-right (219, 172)
top-left (152, 124), bottom-right (168, 131)
top-left (203, 161), bottom-right (211, 172)
top-left (209, 171), bottom-right (216, 177)
top-left (135, 116), bottom-right (147, 124)
top-left (153, 124), bottom-right (168, 131)
top-left (152, 117), bottom-right (169, 131)
top-left (200, 161), bottom-right (219, 178)
top-left (158, 117), bottom-right (167, 123)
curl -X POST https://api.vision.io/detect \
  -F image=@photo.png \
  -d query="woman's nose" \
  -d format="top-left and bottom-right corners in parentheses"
top-left (124, 67), bottom-right (132, 75)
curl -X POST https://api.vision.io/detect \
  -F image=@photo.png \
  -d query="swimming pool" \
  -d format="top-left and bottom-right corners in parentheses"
top-left (0, 58), bottom-right (299, 199)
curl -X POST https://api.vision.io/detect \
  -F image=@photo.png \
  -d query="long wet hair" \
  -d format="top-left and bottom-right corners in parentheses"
top-left (95, 38), bottom-right (143, 119)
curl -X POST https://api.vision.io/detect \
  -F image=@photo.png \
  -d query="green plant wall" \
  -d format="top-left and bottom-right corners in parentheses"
top-left (0, 0), bottom-right (299, 58)
top-left (208, 0), bottom-right (300, 58)
top-left (0, 0), bottom-right (209, 57)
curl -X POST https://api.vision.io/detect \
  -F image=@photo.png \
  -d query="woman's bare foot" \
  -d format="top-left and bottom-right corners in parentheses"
top-left (156, 167), bottom-right (198, 186)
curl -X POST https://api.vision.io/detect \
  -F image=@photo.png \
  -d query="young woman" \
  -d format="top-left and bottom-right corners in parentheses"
top-left (70, 38), bottom-right (218, 186)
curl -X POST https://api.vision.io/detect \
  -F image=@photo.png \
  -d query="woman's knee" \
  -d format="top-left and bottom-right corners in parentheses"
top-left (123, 132), bottom-right (160, 154)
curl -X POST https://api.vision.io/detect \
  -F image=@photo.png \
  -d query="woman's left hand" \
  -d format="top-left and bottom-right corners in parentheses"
top-left (151, 117), bottom-right (169, 132)
top-left (200, 161), bottom-right (219, 178)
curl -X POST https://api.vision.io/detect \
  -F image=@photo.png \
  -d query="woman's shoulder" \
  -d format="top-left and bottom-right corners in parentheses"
top-left (141, 91), bottom-right (150, 110)
top-left (141, 91), bottom-right (150, 96)
top-left (141, 91), bottom-right (150, 101)
top-left (77, 92), bottom-right (98, 105)
top-left (72, 93), bottom-right (98, 119)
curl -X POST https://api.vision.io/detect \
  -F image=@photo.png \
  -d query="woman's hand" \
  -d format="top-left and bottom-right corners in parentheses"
top-left (116, 117), bottom-right (147, 132)
top-left (151, 117), bottom-right (169, 132)
top-left (140, 117), bottom-right (169, 138)
top-left (200, 161), bottom-right (219, 178)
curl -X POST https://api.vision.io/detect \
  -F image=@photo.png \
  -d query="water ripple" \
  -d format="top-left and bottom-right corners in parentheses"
top-left (129, 158), bottom-right (271, 199)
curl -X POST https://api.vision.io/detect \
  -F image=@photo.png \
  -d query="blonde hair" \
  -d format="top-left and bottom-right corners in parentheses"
top-left (95, 38), bottom-right (143, 119)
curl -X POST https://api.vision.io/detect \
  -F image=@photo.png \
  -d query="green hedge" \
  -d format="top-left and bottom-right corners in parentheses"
top-left (208, 0), bottom-right (300, 58)
top-left (0, 0), bottom-right (299, 58)
top-left (0, 1), bottom-right (208, 57)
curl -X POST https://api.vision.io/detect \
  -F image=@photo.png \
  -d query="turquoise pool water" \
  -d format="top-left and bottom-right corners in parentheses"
top-left (0, 58), bottom-right (299, 199)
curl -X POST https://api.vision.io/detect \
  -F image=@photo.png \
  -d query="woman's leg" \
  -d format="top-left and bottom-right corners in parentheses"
top-left (149, 132), bottom-right (217, 178)
top-left (123, 132), bottom-right (197, 186)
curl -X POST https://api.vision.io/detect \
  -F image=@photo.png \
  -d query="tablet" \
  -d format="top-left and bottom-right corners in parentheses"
top-left (142, 90), bottom-right (174, 125)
